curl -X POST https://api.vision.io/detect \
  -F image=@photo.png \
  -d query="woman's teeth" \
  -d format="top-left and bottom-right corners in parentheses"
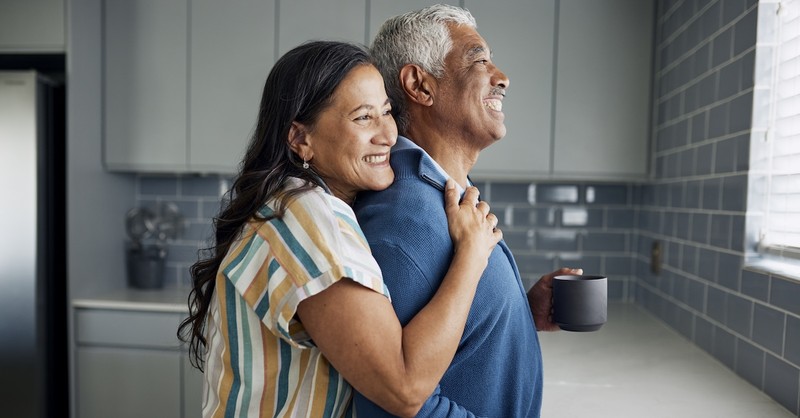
top-left (364, 154), bottom-right (387, 163)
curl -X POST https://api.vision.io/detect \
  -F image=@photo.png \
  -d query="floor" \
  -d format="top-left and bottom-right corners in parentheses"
top-left (539, 303), bottom-right (794, 418)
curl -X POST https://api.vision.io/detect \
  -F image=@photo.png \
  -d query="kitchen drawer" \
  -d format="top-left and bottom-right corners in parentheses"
top-left (75, 308), bottom-right (182, 349)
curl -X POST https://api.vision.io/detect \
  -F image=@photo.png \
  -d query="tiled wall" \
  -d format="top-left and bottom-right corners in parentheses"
top-left (135, 175), bottom-right (638, 302)
top-left (642, 0), bottom-right (800, 414)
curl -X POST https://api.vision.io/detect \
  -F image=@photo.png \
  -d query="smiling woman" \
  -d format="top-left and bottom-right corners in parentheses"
top-left (177, 40), bottom-right (503, 418)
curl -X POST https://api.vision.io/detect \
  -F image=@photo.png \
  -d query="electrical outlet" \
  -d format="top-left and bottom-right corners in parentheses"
top-left (651, 240), bottom-right (662, 275)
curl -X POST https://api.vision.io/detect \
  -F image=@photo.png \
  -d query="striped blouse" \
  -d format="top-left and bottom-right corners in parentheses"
top-left (202, 178), bottom-right (390, 417)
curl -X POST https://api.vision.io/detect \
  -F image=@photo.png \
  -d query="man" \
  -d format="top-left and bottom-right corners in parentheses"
top-left (353, 4), bottom-right (581, 417)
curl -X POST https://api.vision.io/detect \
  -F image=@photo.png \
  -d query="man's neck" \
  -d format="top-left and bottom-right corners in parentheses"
top-left (404, 127), bottom-right (478, 189)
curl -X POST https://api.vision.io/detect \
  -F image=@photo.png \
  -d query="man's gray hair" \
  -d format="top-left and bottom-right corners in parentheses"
top-left (371, 4), bottom-right (477, 134)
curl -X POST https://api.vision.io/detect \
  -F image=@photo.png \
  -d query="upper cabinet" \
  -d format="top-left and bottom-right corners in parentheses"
top-left (102, 0), bottom-right (653, 180)
top-left (278, 0), bottom-right (366, 56)
top-left (104, 0), bottom-right (275, 173)
top-left (466, 0), bottom-right (556, 179)
top-left (552, 0), bottom-right (654, 180)
top-left (0, 0), bottom-right (65, 52)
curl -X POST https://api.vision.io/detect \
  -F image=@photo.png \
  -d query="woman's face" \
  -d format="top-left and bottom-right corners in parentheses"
top-left (298, 64), bottom-right (397, 204)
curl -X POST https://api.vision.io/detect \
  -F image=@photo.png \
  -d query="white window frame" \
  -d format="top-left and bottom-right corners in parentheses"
top-left (747, 0), bottom-right (800, 279)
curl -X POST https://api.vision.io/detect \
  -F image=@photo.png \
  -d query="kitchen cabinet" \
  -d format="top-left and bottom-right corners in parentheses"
top-left (469, 0), bottom-right (653, 181)
top-left (104, 0), bottom-right (275, 173)
top-left (277, 0), bottom-right (366, 56)
top-left (466, 0), bottom-right (555, 179)
top-left (103, 0), bottom-right (188, 171)
top-left (552, 0), bottom-right (653, 180)
top-left (0, 0), bottom-right (65, 52)
top-left (189, 0), bottom-right (275, 172)
top-left (74, 308), bottom-right (202, 418)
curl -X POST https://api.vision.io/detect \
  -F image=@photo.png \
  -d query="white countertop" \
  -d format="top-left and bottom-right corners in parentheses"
top-left (540, 303), bottom-right (793, 417)
top-left (72, 287), bottom-right (190, 313)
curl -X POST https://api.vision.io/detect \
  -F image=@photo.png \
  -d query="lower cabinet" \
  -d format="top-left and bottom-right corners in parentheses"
top-left (74, 308), bottom-right (203, 418)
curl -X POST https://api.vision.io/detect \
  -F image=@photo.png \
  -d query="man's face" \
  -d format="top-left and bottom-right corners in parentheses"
top-left (435, 24), bottom-right (510, 150)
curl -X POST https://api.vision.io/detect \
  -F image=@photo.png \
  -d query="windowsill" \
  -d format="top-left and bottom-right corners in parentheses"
top-left (744, 255), bottom-right (800, 282)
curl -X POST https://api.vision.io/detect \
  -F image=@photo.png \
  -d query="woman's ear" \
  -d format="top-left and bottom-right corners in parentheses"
top-left (288, 121), bottom-right (312, 160)
top-left (399, 64), bottom-right (435, 107)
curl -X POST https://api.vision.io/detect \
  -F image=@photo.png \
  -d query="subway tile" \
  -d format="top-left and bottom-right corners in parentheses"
top-left (722, 0), bottom-right (748, 23)
top-left (690, 111), bottom-right (707, 143)
top-left (753, 303), bottom-right (786, 355)
top-left (583, 232), bottom-right (628, 252)
top-left (607, 279), bottom-right (626, 301)
top-left (698, 72), bottom-right (717, 108)
top-left (586, 185), bottom-right (629, 205)
top-left (709, 214), bottom-right (731, 248)
top-left (514, 253), bottom-right (554, 277)
top-left (709, 103), bottom-right (729, 138)
top-left (691, 213), bottom-right (710, 244)
top-left (676, 212), bottom-right (691, 240)
top-left (686, 180), bottom-right (703, 208)
top-left (511, 207), bottom-right (556, 227)
top-left (721, 174), bottom-right (748, 212)
top-left (668, 241), bottom-right (682, 269)
top-left (139, 176), bottom-right (178, 196)
top-left (717, 252), bottom-right (742, 290)
top-left (736, 338), bottom-right (765, 389)
top-left (676, 304), bottom-right (695, 339)
top-left (687, 278), bottom-right (707, 312)
top-left (707, 286), bottom-right (728, 323)
top-left (764, 353), bottom-right (800, 415)
top-left (698, 248), bottom-right (719, 280)
top-left (201, 200), bottom-right (223, 219)
top-left (607, 208), bottom-right (635, 228)
top-left (684, 82), bottom-right (699, 114)
top-left (677, 149), bottom-right (694, 179)
top-left (681, 244), bottom-right (699, 274)
top-left (165, 243), bottom-right (201, 265)
top-left (695, 315), bottom-right (715, 353)
top-left (741, 50), bottom-right (755, 89)
top-left (503, 230), bottom-right (533, 250)
top-left (730, 215), bottom-right (745, 251)
top-left (718, 60), bottom-right (741, 99)
top-left (536, 229), bottom-right (578, 251)
top-left (713, 326), bottom-right (737, 369)
top-left (535, 184), bottom-right (579, 204)
top-left (787, 315), bottom-right (800, 367)
top-left (702, 178), bottom-right (722, 210)
top-left (726, 293), bottom-right (752, 337)
top-left (733, 8), bottom-right (758, 55)
top-left (604, 255), bottom-right (632, 276)
top-left (695, 143), bottom-right (714, 176)
top-left (700, 1), bottom-right (723, 39)
top-left (694, 43), bottom-right (712, 78)
top-left (715, 136), bottom-right (738, 174)
top-left (712, 27), bottom-right (733, 68)
top-left (561, 207), bottom-right (588, 226)
top-left (489, 182), bottom-right (531, 204)
top-left (182, 176), bottom-right (225, 197)
top-left (168, 200), bottom-right (200, 220)
top-left (741, 269), bottom-right (769, 301)
top-left (729, 92), bottom-right (753, 133)
top-left (182, 221), bottom-right (214, 243)
top-left (770, 277), bottom-right (800, 314)
top-left (734, 133), bottom-right (750, 172)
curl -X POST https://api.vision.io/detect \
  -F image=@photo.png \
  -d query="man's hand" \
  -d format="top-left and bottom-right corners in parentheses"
top-left (527, 267), bottom-right (583, 331)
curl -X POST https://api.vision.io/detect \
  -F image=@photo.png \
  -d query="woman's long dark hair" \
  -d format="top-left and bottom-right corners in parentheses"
top-left (178, 41), bottom-right (374, 371)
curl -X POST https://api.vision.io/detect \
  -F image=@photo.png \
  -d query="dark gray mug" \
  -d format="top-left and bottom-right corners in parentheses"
top-left (553, 275), bottom-right (607, 332)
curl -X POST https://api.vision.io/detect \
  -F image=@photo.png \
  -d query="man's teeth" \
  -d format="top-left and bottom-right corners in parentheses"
top-left (364, 154), bottom-right (387, 163)
top-left (484, 99), bottom-right (503, 111)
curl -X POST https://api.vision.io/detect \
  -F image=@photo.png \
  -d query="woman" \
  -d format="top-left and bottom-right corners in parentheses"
top-left (178, 41), bottom-right (501, 418)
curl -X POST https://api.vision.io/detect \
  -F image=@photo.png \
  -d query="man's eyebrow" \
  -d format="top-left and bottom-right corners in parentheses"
top-left (466, 45), bottom-right (491, 59)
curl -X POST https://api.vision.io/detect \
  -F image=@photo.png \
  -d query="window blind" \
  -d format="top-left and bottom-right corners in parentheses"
top-left (761, 0), bottom-right (800, 255)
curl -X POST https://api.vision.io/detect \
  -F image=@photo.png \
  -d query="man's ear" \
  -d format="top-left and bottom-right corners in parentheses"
top-left (399, 64), bottom-right (435, 107)
top-left (288, 121), bottom-right (312, 160)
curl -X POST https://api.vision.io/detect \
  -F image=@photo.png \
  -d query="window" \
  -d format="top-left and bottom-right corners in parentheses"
top-left (748, 0), bottom-right (800, 272)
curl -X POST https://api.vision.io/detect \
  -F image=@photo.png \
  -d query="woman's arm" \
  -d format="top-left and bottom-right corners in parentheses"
top-left (296, 181), bottom-right (500, 418)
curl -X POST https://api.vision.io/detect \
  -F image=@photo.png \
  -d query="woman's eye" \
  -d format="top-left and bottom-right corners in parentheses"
top-left (355, 115), bottom-right (370, 121)
top-left (382, 108), bottom-right (392, 116)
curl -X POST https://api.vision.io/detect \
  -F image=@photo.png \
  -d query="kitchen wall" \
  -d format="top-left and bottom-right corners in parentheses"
top-left (136, 175), bottom-right (639, 302)
top-left (636, 0), bottom-right (800, 414)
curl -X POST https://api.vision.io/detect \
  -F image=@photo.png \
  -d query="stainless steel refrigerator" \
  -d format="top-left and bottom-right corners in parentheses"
top-left (0, 70), bottom-right (67, 417)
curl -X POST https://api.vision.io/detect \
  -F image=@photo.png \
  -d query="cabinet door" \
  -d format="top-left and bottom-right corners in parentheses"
top-left (189, 0), bottom-right (276, 173)
top-left (553, 0), bottom-right (653, 180)
top-left (277, 0), bottom-right (366, 56)
top-left (77, 346), bottom-right (182, 418)
top-left (182, 353), bottom-right (205, 418)
top-left (0, 0), bottom-right (64, 52)
top-left (103, 0), bottom-right (188, 171)
top-left (367, 1), bottom-right (459, 42)
top-left (466, 0), bottom-right (555, 179)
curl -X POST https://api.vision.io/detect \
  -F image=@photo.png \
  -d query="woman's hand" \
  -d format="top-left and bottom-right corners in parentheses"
top-left (444, 179), bottom-right (502, 264)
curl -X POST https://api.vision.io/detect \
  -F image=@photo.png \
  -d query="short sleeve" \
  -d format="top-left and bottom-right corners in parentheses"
top-left (220, 186), bottom-right (390, 348)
